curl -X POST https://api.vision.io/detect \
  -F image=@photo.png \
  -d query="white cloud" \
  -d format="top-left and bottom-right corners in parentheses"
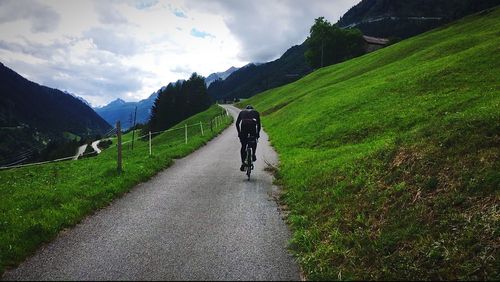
top-left (1, 44), bottom-right (153, 106)
top-left (186, 0), bottom-right (360, 62)
top-left (83, 27), bottom-right (142, 56)
top-left (94, 1), bottom-right (130, 25)
top-left (170, 65), bottom-right (193, 76)
top-left (0, 0), bottom-right (60, 33)
top-left (0, 38), bottom-right (71, 60)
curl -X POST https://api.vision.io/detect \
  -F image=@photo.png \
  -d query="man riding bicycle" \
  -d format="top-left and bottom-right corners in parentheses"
top-left (236, 105), bottom-right (261, 171)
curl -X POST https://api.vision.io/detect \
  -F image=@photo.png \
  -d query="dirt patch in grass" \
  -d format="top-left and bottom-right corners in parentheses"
top-left (261, 101), bottom-right (292, 116)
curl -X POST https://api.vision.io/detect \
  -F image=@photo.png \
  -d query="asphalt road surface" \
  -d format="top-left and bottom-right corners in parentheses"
top-left (72, 144), bottom-right (87, 160)
top-left (91, 140), bottom-right (101, 154)
top-left (2, 105), bottom-right (300, 281)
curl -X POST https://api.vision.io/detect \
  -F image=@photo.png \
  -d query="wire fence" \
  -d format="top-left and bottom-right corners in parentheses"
top-left (0, 109), bottom-right (231, 171)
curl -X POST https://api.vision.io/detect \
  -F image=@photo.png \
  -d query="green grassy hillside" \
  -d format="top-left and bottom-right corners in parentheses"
top-left (244, 8), bottom-right (499, 280)
top-left (0, 105), bottom-right (231, 275)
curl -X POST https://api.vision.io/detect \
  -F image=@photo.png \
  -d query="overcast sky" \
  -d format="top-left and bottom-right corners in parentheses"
top-left (0, 0), bottom-right (360, 106)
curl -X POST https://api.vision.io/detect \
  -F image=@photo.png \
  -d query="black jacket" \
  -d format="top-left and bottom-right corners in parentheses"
top-left (236, 109), bottom-right (261, 137)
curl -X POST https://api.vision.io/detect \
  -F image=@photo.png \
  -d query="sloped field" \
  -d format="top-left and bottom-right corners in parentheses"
top-left (244, 8), bottom-right (499, 280)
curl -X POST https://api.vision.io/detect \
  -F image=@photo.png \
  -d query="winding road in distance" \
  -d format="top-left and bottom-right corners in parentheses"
top-left (72, 144), bottom-right (87, 160)
top-left (2, 105), bottom-right (300, 281)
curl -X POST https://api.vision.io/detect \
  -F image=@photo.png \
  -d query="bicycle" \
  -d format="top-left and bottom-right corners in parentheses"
top-left (244, 137), bottom-right (258, 180)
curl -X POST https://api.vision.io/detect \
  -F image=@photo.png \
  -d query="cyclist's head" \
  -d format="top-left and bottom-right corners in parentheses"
top-left (245, 105), bottom-right (254, 110)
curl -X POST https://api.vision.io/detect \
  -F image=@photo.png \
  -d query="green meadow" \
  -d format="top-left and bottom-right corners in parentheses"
top-left (0, 105), bottom-right (232, 274)
top-left (243, 8), bottom-right (499, 280)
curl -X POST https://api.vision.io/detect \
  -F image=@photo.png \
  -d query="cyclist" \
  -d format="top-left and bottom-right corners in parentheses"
top-left (236, 105), bottom-right (261, 171)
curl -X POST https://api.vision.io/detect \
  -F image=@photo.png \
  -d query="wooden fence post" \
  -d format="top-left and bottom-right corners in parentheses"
top-left (200, 121), bottom-right (204, 136)
top-left (185, 124), bottom-right (188, 144)
top-left (149, 131), bottom-right (152, 156)
top-left (116, 121), bottom-right (122, 173)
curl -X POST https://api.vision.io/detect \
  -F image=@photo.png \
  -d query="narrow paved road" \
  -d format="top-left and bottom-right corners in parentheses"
top-left (72, 144), bottom-right (87, 160)
top-left (91, 140), bottom-right (101, 154)
top-left (2, 105), bottom-right (300, 281)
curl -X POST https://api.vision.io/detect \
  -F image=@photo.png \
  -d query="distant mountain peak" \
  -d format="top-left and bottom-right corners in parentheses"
top-left (109, 98), bottom-right (126, 105)
top-left (204, 66), bottom-right (240, 87)
top-left (95, 87), bottom-right (162, 130)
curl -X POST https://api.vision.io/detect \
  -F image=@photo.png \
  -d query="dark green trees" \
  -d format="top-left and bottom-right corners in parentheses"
top-left (305, 17), bottom-right (365, 69)
top-left (147, 73), bottom-right (211, 133)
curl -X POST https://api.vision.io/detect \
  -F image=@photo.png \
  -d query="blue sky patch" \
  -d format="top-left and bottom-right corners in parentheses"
top-left (135, 0), bottom-right (158, 10)
top-left (167, 4), bottom-right (187, 18)
top-left (173, 9), bottom-right (187, 18)
top-left (190, 28), bottom-right (215, 39)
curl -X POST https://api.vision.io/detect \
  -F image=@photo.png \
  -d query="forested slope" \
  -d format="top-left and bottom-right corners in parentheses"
top-left (0, 63), bottom-right (111, 165)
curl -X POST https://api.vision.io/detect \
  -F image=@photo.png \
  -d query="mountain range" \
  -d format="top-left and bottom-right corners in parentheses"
top-left (94, 92), bottom-right (158, 131)
top-left (0, 62), bottom-right (111, 166)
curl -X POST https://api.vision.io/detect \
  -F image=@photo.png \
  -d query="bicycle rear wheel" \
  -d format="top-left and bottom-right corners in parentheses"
top-left (246, 147), bottom-right (252, 180)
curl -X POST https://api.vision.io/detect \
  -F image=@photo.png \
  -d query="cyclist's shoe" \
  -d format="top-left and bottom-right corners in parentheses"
top-left (252, 155), bottom-right (257, 162)
top-left (240, 163), bottom-right (246, 171)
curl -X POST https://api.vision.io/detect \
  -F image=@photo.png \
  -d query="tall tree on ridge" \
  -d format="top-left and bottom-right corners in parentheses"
top-left (305, 17), bottom-right (365, 69)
